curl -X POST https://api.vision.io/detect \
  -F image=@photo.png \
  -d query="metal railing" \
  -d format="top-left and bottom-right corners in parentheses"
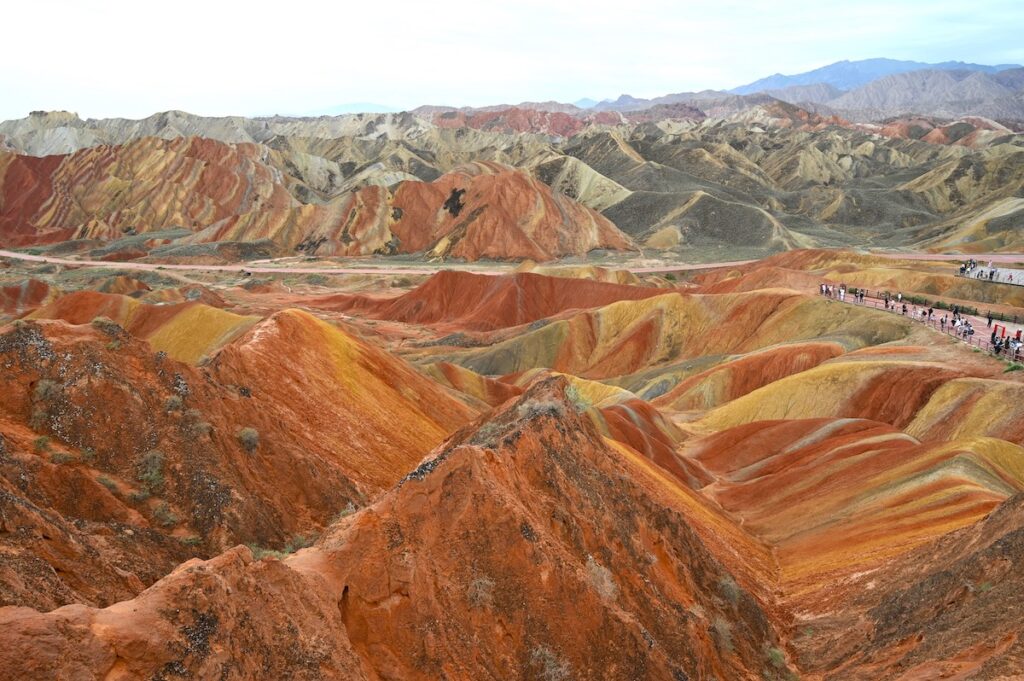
top-left (821, 289), bottom-right (1023, 361)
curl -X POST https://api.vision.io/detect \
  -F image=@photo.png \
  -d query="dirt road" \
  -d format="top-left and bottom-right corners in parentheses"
top-left (0, 249), bottom-right (754, 276)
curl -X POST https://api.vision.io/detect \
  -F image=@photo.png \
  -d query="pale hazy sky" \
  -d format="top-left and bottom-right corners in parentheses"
top-left (2, 0), bottom-right (1023, 120)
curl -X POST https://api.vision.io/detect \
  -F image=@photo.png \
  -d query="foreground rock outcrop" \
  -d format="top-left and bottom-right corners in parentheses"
top-left (0, 378), bottom-right (792, 680)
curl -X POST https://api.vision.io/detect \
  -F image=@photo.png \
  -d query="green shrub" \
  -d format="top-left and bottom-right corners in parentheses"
top-left (718, 575), bottom-right (741, 604)
top-left (565, 384), bottom-right (591, 413)
top-left (767, 646), bottom-right (786, 668)
top-left (90, 316), bottom-right (123, 337)
top-left (97, 475), bottom-right (117, 492)
top-left (33, 379), bottom-right (60, 402)
top-left (153, 502), bottom-right (178, 528)
top-left (711, 617), bottom-right (734, 652)
top-left (164, 395), bottom-right (184, 412)
top-left (236, 427), bottom-right (259, 453)
top-left (50, 451), bottom-right (73, 464)
top-left (1005, 363), bottom-right (1023, 373)
top-left (137, 449), bottom-right (166, 493)
top-left (33, 435), bottom-right (50, 452)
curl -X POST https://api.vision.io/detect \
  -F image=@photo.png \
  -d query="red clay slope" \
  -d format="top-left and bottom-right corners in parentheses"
top-left (0, 377), bottom-right (793, 680)
top-left (0, 311), bottom-right (474, 609)
top-left (320, 270), bottom-right (666, 331)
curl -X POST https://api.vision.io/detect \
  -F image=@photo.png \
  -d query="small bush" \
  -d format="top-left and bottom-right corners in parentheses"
top-left (718, 575), bottom-right (741, 604)
top-left (711, 617), bottom-right (734, 652)
top-left (1005, 363), bottom-right (1023, 373)
top-left (517, 400), bottom-right (565, 420)
top-left (91, 316), bottom-right (123, 337)
top-left (129, 489), bottom-right (151, 503)
top-left (285, 533), bottom-right (316, 552)
top-left (767, 646), bottom-right (786, 668)
top-left (529, 645), bottom-right (571, 681)
top-left (164, 395), bottom-right (184, 412)
top-left (467, 576), bottom-right (495, 608)
top-left (332, 502), bottom-right (358, 523)
top-left (247, 544), bottom-right (289, 560)
top-left (236, 427), bottom-right (259, 453)
top-left (30, 408), bottom-right (47, 430)
top-left (33, 436), bottom-right (50, 452)
top-left (153, 502), bottom-right (178, 528)
top-left (565, 384), bottom-right (591, 413)
top-left (106, 339), bottom-right (122, 351)
top-left (97, 475), bottom-right (117, 492)
top-left (248, 533), bottom-right (317, 560)
top-left (137, 450), bottom-right (166, 493)
top-left (179, 535), bottom-right (202, 547)
top-left (50, 451), bottom-right (73, 464)
top-left (33, 379), bottom-right (60, 402)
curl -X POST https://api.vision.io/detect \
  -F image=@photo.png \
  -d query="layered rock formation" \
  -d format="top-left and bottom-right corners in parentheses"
top-left (2, 252), bottom-right (1024, 678)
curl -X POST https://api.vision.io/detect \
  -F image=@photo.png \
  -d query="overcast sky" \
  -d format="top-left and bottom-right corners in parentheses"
top-left (2, 0), bottom-right (1022, 120)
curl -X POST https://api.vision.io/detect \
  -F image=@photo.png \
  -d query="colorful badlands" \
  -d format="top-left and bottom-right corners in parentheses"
top-left (0, 250), bottom-right (1023, 679)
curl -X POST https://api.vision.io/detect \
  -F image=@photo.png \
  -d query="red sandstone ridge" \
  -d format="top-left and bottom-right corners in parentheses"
top-left (319, 270), bottom-right (664, 331)
top-left (0, 377), bottom-right (792, 680)
top-left (428, 106), bottom-right (624, 136)
top-left (282, 161), bottom-right (634, 261)
top-left (0, 140), bottom-right (634, 261)
top-left (0, 311), bottom-right (474, 609)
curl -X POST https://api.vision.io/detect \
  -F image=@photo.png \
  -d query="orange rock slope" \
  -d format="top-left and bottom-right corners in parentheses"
top-left (0, 140), bottom-right (634, 261)
top-left (2, 258), bottom-right (1024, 678)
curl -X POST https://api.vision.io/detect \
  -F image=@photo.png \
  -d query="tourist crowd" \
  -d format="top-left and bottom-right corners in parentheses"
top-left (959, 259), bottom-right (1020, 285)
top-left (818, 283), bottom-right (1023, 361)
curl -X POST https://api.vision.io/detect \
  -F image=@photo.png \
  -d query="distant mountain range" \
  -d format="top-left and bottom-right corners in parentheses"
top-left (579, 59), bottom-right (1024, 122)
top-left (730, 58), bottom-right (1021, 94)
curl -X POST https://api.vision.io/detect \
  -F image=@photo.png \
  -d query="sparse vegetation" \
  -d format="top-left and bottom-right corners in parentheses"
top-left (33, 435), bottom-right (50, 452)
top-left (30, 408), bottom-right (47, 430)
top-left (332, 502), bottom-right (358, 523)
top-left (1004, 363), bottom-right (1023, 373)
top-left (81, 447), bottom-right (96, 463)
top-left (153, 502), bottom-right (179, 528)
top-left (529, 645), bottom-right (571, 681)
top-left (90, 316), bottom-right (123, 337)
top-left (767, 646), bottom-right (786, 668)
top-left (33, 379), bottom-right (60, 402)
top-left (50, 451), bottom-right (73, 464)
top-left (97, 475), bottom-right (117, 492)
top-left (718, 575), bottom-right (741, 604)
top-left (565, 384), bottom-right (591, 412)
top-left (467, 575), bottom-right (496, 608)
top-left (236, 427), bottom-right (259, 453)
top-left (137, 449), bottom-right (166, 493)
top-left (184, 409), bottom-right (213, 438)
top-left (517, 399), bottom-right (565, 419)
top-left (247, 532), bottom-right (318, 560)
top-left (586, 555), bottom-right (619, 600)
top-left (164, 395), bottom-right (184, 411)
top-left (711, 616), bottom-right (734, 652)
top-left (179, 535), bottom-right (202, 547)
